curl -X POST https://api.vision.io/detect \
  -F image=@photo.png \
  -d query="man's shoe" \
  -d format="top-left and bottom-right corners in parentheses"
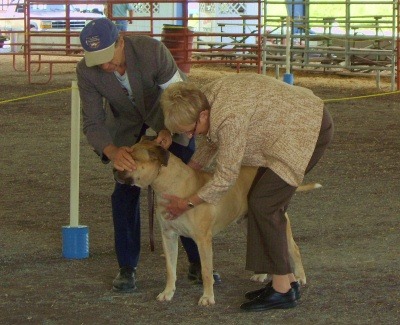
top-left (188, 262), bottom-right (222, 285)
top-left (112, 266), bottom-right (137, 292)
top-left (240, 286), bottom-right (297, 312)
top-left (245, 281), bottom-right (301, 301)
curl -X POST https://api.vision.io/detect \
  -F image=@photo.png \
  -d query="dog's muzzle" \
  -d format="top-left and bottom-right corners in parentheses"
top-left (113, 168), bottom-right (135, 186)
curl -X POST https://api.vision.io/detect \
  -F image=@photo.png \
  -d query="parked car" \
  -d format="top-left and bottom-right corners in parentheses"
top-left (0, 0), bottom-right (104, 32)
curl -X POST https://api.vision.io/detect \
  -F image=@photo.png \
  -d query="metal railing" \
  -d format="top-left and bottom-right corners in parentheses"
top-left (0, 0), bottom-right (397, 88)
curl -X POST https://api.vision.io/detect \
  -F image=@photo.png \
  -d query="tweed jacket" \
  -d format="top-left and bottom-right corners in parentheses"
top-left (192, 74), bottom-right (324, 204)
top-left (76, 35), bottom-right (180, 159)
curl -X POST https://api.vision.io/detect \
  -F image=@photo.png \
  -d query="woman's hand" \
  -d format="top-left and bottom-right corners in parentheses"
top-left (188, 160), bottom-right (203, 170)
top-left (156, 129), bottom-right (173, 149)
top-left (162, 194), bottom-right (190, 220)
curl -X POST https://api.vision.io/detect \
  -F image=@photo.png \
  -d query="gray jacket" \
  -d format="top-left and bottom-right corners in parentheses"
top-left (76, 35), bottom-right (181, 160)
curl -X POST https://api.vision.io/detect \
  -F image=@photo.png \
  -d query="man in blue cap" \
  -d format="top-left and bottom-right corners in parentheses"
top-left (77, 18), bottom-right (221, 292)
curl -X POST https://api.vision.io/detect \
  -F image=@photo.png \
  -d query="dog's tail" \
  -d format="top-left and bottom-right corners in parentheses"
top-left (296, 182), bottom-right (322, 192)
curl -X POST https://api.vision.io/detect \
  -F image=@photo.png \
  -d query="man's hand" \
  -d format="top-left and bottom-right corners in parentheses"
top-left (155, 129), bottom-right (172, 149)
top-left (104, 144), bottom-right (136, 171)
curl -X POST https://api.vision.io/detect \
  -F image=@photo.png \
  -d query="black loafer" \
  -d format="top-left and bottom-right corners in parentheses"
top-left (240, 287), bottom-right (297, 312)
top-left (188, 262), bottom-right (222, 285)
top-left (112, 266), bottom-right (137, 292)
top-left (245, 281), bottom-right (301, 301)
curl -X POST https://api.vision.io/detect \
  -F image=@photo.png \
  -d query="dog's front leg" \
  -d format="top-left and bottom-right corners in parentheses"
top-left (195, 233), bottom-right (215, 306)
top-left (157, 230), bottom-right (179, 302)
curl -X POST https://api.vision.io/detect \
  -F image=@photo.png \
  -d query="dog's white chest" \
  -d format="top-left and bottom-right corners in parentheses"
top-left (156, 210), bottom-right (193, 238)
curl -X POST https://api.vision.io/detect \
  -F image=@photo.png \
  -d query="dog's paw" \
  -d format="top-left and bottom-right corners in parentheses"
top-left (250, 273), bottom-right (270, 283)
top-left (198, 295), bottom-right (215, 306)
top-left (156, 289), bottom-right (175, 302)
top-left (296, 275), bottom-right (307, 285)
top-left (293, 267), bottom-right (307, 285)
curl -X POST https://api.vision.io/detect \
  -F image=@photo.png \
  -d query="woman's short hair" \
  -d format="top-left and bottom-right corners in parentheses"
top-left (160, 82), bottom-right (210, 133)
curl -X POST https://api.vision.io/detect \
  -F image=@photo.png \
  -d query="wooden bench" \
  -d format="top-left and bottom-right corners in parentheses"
top-left (192, 51), bottom-right (236, 61)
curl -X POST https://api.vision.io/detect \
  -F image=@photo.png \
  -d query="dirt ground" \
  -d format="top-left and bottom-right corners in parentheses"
top-left (0, 56), bottom-right (399, 325)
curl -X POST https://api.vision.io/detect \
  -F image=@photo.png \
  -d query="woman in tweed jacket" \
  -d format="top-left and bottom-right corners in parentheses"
top-left (160, 74), bottom-right (334, 311)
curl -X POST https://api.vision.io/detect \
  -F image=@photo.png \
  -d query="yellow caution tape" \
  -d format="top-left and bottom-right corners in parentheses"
top-left (0, 87), bottom-right (399, 105)
top-left (324, 90), bottom-right (400, 102)
top-left (0, 87), bottom-right (71, 105)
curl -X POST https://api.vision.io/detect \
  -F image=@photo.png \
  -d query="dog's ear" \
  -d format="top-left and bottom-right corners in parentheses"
top-left (140, 135), bottom-right (157, 142)
top-left (148, 145), bottom-right (170, 166)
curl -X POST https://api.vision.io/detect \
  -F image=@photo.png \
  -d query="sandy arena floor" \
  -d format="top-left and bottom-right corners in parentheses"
top-left (0, 56), bottom-right (399, 324)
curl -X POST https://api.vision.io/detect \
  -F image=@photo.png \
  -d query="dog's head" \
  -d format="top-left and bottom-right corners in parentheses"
top-left (113, 138), bottom-right (170, 188)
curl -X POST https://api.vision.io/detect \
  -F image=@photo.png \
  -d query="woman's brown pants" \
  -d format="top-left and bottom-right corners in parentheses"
top-left (245, 108), bottom-right (334, 274)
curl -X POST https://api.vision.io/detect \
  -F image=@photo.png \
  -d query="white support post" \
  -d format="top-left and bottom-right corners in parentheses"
top-left (285, 16), bottom-right (291, 75)
top-left (69, 80), bottom-right (80, 227)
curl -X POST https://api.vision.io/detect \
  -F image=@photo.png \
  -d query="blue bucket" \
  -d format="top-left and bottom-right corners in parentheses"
top-left (283, 73), bottom-right (294, 85)
top-left (62, 225), bottom-right (89, 259)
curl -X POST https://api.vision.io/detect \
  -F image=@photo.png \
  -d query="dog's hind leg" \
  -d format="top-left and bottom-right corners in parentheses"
top-left (250, 273), bottom-right (270, 283)
top-left (194, 232), bottom-right (216, 306)
top-left (157, 230), bottom-right (179, 302)
top-left (238, 218), bottom-right (271, 283)
top-left (285, 213), bottom-right (306, 285)
top-left (247, 214), bottom-right (307, 284)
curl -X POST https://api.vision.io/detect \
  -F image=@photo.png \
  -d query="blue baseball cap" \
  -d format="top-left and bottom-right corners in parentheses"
top-left (80, 18), bottom-right (119, 67)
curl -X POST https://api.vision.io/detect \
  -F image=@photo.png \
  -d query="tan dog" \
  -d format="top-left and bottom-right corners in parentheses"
top-left (115, 139), bottom-right (314, 306)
